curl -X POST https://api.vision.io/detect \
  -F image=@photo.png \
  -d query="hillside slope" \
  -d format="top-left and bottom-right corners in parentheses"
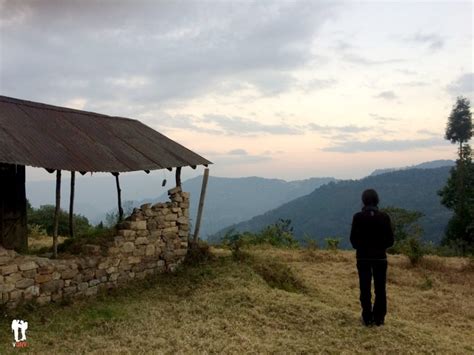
top-left (213, 167), bottom-right (452, 246)
top-left (143, 176), bottom-right (335, 238)
top-left (1, 248), bottom-right (472, 353)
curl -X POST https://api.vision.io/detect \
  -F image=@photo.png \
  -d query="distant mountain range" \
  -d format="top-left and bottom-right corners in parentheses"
top-left (139, 176), bottom-right (335, 238)
top-left (26, 159), bottom-right (455, 243)
top-left (211, 166), bottom-right (453, 247)
top-left (26, 173), bottom-right (334, 237)
top-left (370, 159), bottom-right (454, 176)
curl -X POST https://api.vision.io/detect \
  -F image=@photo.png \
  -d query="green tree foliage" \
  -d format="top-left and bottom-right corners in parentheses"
top-left (382, 207), bottom-right (425, 264)
top-left (27, 203), bottom-right (93, 237)
top-left (445, 96), bottom-right (473, 148)
top-left (439, 97), bottom-right (474, 254)
top-left (222, 219), bottom-right (299, 254)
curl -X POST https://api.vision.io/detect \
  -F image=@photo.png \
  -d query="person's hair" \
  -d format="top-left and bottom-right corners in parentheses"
top-left (361, 189), bottom-right (379, 206)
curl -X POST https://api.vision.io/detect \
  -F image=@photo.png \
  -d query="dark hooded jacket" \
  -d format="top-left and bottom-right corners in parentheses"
top-left (350, 206), bottom-right (394, 259)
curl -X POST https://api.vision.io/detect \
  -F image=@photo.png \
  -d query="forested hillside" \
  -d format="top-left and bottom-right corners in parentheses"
top-left (212, 167), bottom-right (453, 247)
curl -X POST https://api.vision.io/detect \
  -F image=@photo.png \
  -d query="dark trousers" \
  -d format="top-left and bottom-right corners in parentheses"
top-left (356, 259), bottom-right (388, 323)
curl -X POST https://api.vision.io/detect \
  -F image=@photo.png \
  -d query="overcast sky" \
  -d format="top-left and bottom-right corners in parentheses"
top-left (1, 0), bottom-right (473, 181)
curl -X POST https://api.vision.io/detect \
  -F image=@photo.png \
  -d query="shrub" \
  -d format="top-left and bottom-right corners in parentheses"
top-left (221, 219), bottom-right (299, 253)
top-left (185, 240), bottom-right (215, 265)
top-left (303, 234), bottom-right (318, 250)
top-left (325, 237), bottom-right (340, 250)
top-left (400, 236), bottom-right (425, 265)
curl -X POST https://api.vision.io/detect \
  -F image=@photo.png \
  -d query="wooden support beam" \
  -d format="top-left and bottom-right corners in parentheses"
top-left (113, 173), bottom-right (124, 222)
top-left (193, 168), bottom-right (209, 245)
top-left (175, 166), bottom-right (182, 187)
top-left (69, 171), bottom-right (75, 238)
top-left (53, 169), bottom-right (61, 258)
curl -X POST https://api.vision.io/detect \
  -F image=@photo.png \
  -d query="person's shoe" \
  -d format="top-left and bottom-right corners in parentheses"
top-left (374, 319), bottom-right (384, 326)
top-left (360, 316), bottom-right (373, 326)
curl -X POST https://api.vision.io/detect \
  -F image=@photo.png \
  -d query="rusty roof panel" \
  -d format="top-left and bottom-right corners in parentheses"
top-left (0, 95), bottom-right (211, 172)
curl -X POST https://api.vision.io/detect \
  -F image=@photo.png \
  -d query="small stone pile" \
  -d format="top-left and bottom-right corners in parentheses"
top-left (0, 187), bottom-right (190, 308)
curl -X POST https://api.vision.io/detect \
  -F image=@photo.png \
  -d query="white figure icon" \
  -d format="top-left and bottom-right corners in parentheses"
top-left (11, 319), bottom-right (28, 342)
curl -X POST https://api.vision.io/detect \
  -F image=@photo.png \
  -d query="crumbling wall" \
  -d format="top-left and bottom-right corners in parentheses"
top-left (0, 187), bottom-right (190, 308)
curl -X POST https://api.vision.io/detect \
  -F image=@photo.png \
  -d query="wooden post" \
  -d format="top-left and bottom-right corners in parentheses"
top-left (193, 168), bottom-right (209, 245)
top-left (69, 171), bottom-right (75, 238)
top-left (175, 166), bottom-right (182, 187)
top-left (53, 169), bottom-right (61, 258)
top-left (113, 173), bottom-right (124, 222)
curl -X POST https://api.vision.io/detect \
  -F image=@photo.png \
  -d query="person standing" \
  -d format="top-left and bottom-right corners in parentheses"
top-left (350, 189), bottom-right (394, 326)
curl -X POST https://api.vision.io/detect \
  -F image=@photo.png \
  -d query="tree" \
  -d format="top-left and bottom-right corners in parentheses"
top-left (28, 204), bottom-right (93, 237)
top-left (439, 97), bottom-right (474, 254)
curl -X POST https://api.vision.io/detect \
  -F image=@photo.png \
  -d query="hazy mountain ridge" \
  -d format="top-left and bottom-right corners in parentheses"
top-left (139, 175), bottom-right (336, 238)
top-left (212, 167), bottom-right (453, 247)
top-left (26, 174), bottom-right (335, 237)
top-left (370, 159), bottom-right (454, 176)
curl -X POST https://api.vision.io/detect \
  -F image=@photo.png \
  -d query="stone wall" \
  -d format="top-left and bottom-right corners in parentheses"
top-left (0, 187), bottom-right (190, 308)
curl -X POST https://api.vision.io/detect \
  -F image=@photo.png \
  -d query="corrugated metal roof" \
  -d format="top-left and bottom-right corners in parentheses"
top-left (0, 95), bottom-right (211, 172)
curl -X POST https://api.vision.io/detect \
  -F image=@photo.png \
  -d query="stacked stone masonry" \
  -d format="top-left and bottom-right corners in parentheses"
top-left (0, 187), bottom-right (190, 308)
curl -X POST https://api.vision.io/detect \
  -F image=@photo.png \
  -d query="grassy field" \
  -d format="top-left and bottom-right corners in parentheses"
top-left (1, 247), bottom-right (473, 354)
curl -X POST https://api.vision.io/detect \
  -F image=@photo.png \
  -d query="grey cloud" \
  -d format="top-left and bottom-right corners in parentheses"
top-left (369, 113), bottom-right (398, 122)
top-left (409, 33), bottom-right (444, 51)
top-left (204, 114), bottom-right (302, 136)
top-left (323, 137), bottom-right (447, 153)
top-left (342, 53), bottom-right (403, 66)
top-left (307, 123), bottom-right (369, 133)
top-left (447, 73), bottom-right (474, 95)
top-left (228, 149), bottom-right (248, 156)
top-left (0, 1), bottom-right (338, 106)
top-left (375, 91), bottom-right (398, 100)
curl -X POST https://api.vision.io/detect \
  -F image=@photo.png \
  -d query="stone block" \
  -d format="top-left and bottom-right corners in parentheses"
top-left (23, 269), bottom-right (37, 278)
top-left (64, 286), bottom-right (77, 295)
top-left (17, 260), bottom-right (36, 273)
top-left (145, 245), bottom-right (155, 256)
top-left (1, 264), bottom-right (18, 275)
top-left (133, 247), bottom-right (146, 257)
top-left (5, 272), bottom-right (22, 283)
top-left (61, 269), bottom-right (79, 279)
top-left (118, 230), bottom-right (136, 239)
top-left (122, 242), bottom-right (135, 253)
top-left (135, 237), bottom-right (149, 245)
top-left (16, 278), bottom-right (34, 289)
top-left (165, 214), bottom-right (178, 222)
top-left (41, 279), bottom-right (64, 293)
top-left (10, 290), bottom-right (23, 301)
top-left (177, 217), bottom-right (188, 225)
top-left (0, 283), bottom-right (15, 293)
top-left (35, 273), bottom-right (52, 284)
top-left (24, 285), bottom-right (40, 298)
top-left (96, 269), bottom-right (107, 278)
top-left (168, 186), bottom-right (182, 195)
top-left (128, 256), bottom-right (141, 264)
top-left (141, 203), bottom-right (151, 210)
top-left (108, 247), bottom-right (119, 255)
top-left (89, 279), bottom-right (100, 287)
top-left (130, 221), bottom-right (147, 230)
top-left (0, 256), bottom-right (11, 265)
top-left (77, 282), bottom-right (89, 291)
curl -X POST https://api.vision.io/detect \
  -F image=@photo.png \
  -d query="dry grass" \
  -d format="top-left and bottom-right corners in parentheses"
top-left (0, 247), bottom-right (473, 354)
top-left (27, 234), bottom-right (67, 254)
